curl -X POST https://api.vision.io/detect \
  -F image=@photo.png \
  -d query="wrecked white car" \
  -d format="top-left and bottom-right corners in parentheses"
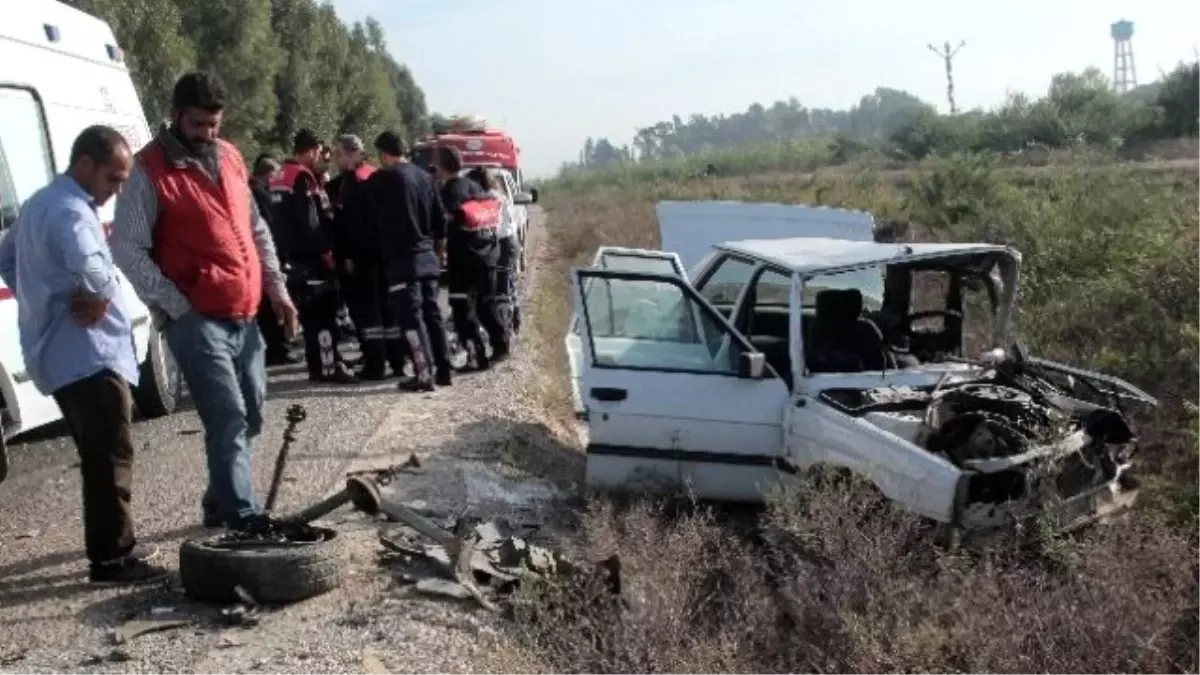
top-left (565, 200), bottom-right (1156, 534)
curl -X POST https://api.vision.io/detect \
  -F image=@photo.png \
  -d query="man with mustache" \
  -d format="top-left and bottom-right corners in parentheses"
top-left (110, 71), bottom-right (299, 531)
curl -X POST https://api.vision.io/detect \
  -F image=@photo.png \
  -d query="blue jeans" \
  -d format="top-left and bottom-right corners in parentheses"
top-left (165, 313), bottom-right (265, 526)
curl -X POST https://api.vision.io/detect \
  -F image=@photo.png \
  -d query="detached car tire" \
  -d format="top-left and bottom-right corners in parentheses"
top-left (179, 527), bottom-right (344, 605)
top-left (133, 330), bottom-right (181, 418)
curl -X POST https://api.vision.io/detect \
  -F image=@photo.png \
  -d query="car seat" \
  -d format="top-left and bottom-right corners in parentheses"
top-left (806, 289), bottom-right (891, 373)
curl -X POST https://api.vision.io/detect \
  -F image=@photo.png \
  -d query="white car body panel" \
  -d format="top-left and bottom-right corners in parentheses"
top-left (0, 1), bottom-right (158, 439)
top-left (567, 200), bottom-right (1141, 530)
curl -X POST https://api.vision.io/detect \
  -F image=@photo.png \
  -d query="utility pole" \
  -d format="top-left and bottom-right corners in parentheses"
top-left (928, 40), bottom-right (966, 114)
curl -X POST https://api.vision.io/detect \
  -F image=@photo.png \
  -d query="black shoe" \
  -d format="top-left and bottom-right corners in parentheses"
top-left (490, 345), bottom-right (511, 365)
top-left (229, 513), bottom-right (274, 534)
top-left (397, 376), bottom-right (435, 393)
top-left (358, 366), bottom-right (389, 381)
top-left (89, 557), bottom-right (169, 586)
top-left (435, 370), bottom-right (453, 387)
top-left (312, 363), bottom-right (359, 384)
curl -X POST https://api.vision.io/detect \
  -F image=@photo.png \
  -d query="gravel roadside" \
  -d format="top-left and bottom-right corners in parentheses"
top-left (0, 208), bottom-right (577, 673)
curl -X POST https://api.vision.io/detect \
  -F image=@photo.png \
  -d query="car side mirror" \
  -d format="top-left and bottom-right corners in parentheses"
top-left (737, 351), bottom-right (766, 379)
top-left (513, 192), bottom-right (534, 205)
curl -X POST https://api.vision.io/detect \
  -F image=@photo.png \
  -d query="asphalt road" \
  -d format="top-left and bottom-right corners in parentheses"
top-left (0, 208), bottom-right (570, 673)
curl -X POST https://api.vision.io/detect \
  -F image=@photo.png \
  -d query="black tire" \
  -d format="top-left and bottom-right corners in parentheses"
top-left (133, 329), bottom-right (181, 418)
top-left (179, 527), bottom-right (344, 605)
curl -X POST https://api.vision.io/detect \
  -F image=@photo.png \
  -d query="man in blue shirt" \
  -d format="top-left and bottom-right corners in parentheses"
top-left (0, 125), bottom-right (167, 585)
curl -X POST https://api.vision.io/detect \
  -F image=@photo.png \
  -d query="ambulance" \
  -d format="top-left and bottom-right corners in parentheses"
top-left (0, 1), bottom-right (181, 480)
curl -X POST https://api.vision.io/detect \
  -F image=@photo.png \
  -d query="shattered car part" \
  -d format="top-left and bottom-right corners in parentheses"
top-left (280, 454), bottom-right (423, 525)
top-left (821, 350), bottom-right (1148, 533)
top-left (264, 404), bottom-right (308, 514)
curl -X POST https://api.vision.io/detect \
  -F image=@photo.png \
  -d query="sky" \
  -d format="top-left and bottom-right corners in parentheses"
top-left (331, 0), bottom-right (1200, 177)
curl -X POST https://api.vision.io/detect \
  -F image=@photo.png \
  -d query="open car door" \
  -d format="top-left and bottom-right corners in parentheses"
top-left (571, 267), bottom-right (791, 501)
top-left (566, 247), bottom-right (688, 417)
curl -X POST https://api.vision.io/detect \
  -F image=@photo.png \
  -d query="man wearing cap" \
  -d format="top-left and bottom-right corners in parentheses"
top-left (327, 134), bottom-right (408, 379)
top-left (369, 130), bottom-right (454, 391)
top-left (269, 129), bottom-right (357, 384)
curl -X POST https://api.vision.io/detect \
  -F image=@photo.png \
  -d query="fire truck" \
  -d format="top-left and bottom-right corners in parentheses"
top-left (412, 116), bottom-right (536, 271)
top-left (412, 115), bottom-right (526, 189)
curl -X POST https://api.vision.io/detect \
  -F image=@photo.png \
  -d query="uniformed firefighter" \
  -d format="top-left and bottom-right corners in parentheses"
top-left (435, 146), bottom-right (510, 370)
top-left (327, 134), bottom-right (410, 380)
top-left (249, 154), bottom-right (297, 366)
top-left (370, 131), bottom-right (454, 391)
top-left (269, 129), bottom-right (357, 384)
top-left (465, 167), bottom-right (521, 337)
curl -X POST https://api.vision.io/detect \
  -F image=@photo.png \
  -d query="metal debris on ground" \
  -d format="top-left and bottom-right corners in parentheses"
top-left (112, 613), bottom-right (194, 644)
top-left (263, 404), bottom-right (308, 514)
top-left (220, 585), bottom-right (262, 627)
top-left (375, 512), bottom-right (617, 613)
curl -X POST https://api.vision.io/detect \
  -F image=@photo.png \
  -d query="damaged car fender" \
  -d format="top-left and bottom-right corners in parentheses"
top-left (786, 399), bottom-right (962, 522)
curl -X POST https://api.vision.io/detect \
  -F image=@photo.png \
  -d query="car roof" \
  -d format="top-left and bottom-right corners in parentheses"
top-left (716, 237), bottom-right (1018, 275)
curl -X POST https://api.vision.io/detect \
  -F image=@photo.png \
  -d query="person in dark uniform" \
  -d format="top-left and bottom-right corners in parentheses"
top-left (249, 154), bottom-right (296, 366)
top-left (465, 167), bottom-right (521, 339)
top-left (435, 147), bottom-right (509, 370)
top-left (370, 131), bottom-right (453, 392)
top-left (327, 134), bottom-right (409, 380)
top-left (269, 129), bottom-right (356, 384)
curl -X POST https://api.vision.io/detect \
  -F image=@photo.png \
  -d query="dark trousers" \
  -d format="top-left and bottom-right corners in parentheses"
top-left (256, 296), bottom-right (290, 358)
top-left (387, 275), bottom-right (452, 380)
top-left (52, 370), bottom-right (137, 567)
top-left (448, 261), bottom-right (508, 355)
top-left (345, 263), bottom-right (408, 375)
top-left (292, 279), bottom-right (346, 379)
top-left (496, 235), bottom-right (521, 333)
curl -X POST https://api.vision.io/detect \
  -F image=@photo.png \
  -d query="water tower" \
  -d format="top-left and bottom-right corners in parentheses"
top-left (1111, 20), bottom-right (1137, 93)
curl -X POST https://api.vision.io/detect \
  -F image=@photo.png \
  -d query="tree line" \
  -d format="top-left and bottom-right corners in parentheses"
top-left (67, 0), bottom-right (428, 159)
top-left (569, 62), bottom-right (1199, 172)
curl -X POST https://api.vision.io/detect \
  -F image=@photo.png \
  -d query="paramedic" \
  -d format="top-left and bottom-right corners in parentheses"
top-left (436, 147), bottom-right (509, 370)
top-left (370, 131), bottom-right (454, 391)
top-left (0, 126), bottom-right (168, 584)
top-left (269, 129), bottom-right (356, 384)
top-left (249, 154), bottom-right (295, 366)
top-left (111, 71), bottom-right (298, 531)
top-left (327, 134), bottom-right (408, 379)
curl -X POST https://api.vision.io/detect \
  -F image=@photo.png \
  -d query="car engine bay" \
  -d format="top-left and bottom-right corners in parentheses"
top-left (818, 350), bottom-right (1145, 530)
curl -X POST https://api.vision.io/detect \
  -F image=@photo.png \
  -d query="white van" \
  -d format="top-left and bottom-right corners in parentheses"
top-left (0, 1), bottom-right (181, 470)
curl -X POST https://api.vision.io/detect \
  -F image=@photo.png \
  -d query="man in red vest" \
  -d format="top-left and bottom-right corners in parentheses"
top-left (111, 71), bottom-right (299, 531)
top-left (327, 134), bottom-right (409, 380)
top-left (269, 129), bottom-right (357, 384)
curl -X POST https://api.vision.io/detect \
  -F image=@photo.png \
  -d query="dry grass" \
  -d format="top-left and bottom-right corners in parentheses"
top-left (495, 156), bottom-right (1199, 673)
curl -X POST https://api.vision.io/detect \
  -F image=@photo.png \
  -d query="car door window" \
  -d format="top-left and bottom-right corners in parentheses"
top-left (0, 87), bottom-right (54, 232)
top-left (694, 254), bottom-right (756, 315)
top-left (577, 270), bottom-right (755, 375)
top-left (597, 251), bottom-right (684, 276)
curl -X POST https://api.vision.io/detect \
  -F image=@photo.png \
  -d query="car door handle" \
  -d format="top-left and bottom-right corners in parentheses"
top-left (590, 387), bottom-right (627, 402)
